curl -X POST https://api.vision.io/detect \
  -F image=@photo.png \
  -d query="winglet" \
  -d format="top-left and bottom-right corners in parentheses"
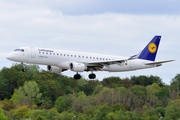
top-left (131, 36), bottom-right (161, 61)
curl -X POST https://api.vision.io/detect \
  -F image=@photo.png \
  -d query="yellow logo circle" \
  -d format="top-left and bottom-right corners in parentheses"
top-left (148, 43), bottom-right (157, 53)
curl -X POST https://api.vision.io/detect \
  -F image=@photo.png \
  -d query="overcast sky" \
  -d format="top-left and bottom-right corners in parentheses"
top-left (1, 0), bottom-right (180, 84)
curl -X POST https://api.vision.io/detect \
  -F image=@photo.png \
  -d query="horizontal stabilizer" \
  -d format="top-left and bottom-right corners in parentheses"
top-left (145, 60), bottom-right (175, 65)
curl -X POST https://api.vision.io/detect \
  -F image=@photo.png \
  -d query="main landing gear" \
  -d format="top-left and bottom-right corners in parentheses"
top-left (74, 73), bottom-right (81, 79)
top-left (89, 73), bottom-right (96, 79)
top-left (73, 72), bottom-right (96, 80)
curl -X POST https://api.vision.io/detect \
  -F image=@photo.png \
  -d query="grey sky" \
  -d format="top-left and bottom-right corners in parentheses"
top-left (0, 0), bottom-right (179, 84)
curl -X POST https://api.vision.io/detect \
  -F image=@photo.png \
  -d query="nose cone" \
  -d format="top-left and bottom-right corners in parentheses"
top-left (6, 53), bottom-right (13, 60)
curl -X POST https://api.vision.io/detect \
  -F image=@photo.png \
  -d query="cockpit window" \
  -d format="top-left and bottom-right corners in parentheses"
top-left (20, 49), bottom-right (24, 52)
top-left (14, 49), bottom-right (20, 51)
top-left (14, 49), bottom-right (24, 52)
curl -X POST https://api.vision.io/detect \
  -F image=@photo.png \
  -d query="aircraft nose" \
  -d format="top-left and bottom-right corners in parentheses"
top-left (6, 53), bottom-right (13, 60)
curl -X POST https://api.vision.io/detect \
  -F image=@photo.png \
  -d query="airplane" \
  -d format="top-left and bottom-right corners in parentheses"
top-left (6, 35), bottom-right (174, 79)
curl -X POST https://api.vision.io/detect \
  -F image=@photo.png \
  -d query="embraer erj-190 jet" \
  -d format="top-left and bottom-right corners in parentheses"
top-left (6, 36), bottom-right (174, 79)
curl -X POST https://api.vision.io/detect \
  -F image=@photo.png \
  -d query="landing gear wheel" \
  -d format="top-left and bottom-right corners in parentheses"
top-left (22, 69), bottom-right (26, 72)
top-left (74, 73), bottom-right (81, 79)
top-left (89, 73), bottom-right (96, 79)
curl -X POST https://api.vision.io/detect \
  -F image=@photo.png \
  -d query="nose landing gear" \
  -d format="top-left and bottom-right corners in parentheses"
top-left (21, 62), bottom-right (26, 72)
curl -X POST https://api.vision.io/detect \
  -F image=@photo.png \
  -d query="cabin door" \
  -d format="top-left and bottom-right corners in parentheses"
top-left (30, 47), bottom-right (36, 58)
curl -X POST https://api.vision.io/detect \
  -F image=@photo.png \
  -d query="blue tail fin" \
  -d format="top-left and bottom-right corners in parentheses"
top-left (137, 36), bottom-right (161, 61)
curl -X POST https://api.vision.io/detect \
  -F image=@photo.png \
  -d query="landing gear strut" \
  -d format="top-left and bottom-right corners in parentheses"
top-left (74, 73), bottom-right (81, 79)
top-left (21, 62), bottom-right (26, 72)
top-left (89, 73), bottom-right (96, 79)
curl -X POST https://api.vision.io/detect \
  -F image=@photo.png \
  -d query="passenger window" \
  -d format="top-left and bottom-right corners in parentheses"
top-left (74, 55), bottom-right (76, 57)
top-left (64, 54), bottom-right (66, 56)
top-left (71, 55), bottom-right (73, 57)
top-left (57, 53), bottom-right (59, 55)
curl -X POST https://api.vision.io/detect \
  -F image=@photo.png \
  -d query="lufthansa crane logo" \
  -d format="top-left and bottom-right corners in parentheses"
top-left (148, 43), bottom-right (157, 53)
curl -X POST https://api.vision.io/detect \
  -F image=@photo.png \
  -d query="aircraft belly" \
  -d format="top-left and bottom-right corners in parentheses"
top-left (102, 64), bottom-right (131, 72)
top-left (102, 60), bottom-right (155, 72)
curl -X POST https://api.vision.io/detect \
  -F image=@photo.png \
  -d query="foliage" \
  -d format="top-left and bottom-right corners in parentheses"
top-left (130, 75), bottom-right (164, 86)
top-left (0, 65), bottom-right (180, 119)
top-left (0, 104), bottom-right (8, 120)
top-left (13, 105), bottom-right (29, 119)
top-left (171, 73), bottom-right (180, 83)
top-left (164, 99), bottom-right (180, 120)
top-left (93, 104), bottom-right (110, 120)
top-left (54, 94), bottom-right (72, 113)
top-left (11, 81), bottom-right (42, 106)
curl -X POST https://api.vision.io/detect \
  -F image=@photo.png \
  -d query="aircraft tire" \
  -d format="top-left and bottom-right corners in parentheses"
top-left (22, 69), bottom-right (26, 72)
top-left (74, 73), bottom-right (81, 79)
top-left (89, 73), bottom-right (96, 79)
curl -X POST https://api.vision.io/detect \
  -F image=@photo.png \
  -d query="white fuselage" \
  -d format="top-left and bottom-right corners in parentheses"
top-left (6, 46), bottom-right (156, 72)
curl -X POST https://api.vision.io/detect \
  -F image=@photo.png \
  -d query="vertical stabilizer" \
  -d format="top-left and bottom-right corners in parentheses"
top-left (137, 36), bottom-right (161, 61)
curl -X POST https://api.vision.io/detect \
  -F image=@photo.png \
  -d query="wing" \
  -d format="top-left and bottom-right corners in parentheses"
top-left (87, 59), bottom-right (127, 68)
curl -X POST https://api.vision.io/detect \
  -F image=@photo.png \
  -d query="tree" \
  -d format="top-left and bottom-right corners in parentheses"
top-left (13, 105), bottom-right (29, 119)
top-left (93, 104), bottom-right (110, 120)
top-left (102, 77), bottom-right (123, 88)
top-left (0, 65), bottom-right (28, 100)
top-left (23, 108), bottom-right (60, 120)
top-left (130, 85), bottom-right (146, 108)
top-left (171, 74), bottom-right (180, 99)
top-left (72, 91), bottom-right (87, 112)
top-left (171, 74), bottom-right (180, 83)
top-left (164, 99), bottom-right (180, 120)
top-left (146, 83), bottom-right (159, 107)
top-left (77, 79), bottom-right (94, 95)
top-left (155, 86), bottom-right (169, 107)
top-left (123, 78), bottom-right (131, 88)
top-left (54, 94), bottom-right (73, 113)
top-left (112, 103), bottom-right (126, 112)
top-left (57, 111), bottom-right (75, 120)
top-left (11, 81), bottom-right (42, 106)
top-left (0, 105), bottom-right (8, 120)
top-left (130, 75), bottom-right (164, 86)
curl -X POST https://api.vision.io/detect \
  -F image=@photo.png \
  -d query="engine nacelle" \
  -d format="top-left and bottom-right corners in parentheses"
top-left (47, 65), bottom-right (63, 74)
top-left (69, 62), bottom-right (86, 72)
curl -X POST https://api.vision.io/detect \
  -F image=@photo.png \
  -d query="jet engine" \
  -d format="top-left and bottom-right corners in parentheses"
top-left (69, 62), bottom-right (86, 72)
top-left (47, 65), bottom-right (63, 73)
